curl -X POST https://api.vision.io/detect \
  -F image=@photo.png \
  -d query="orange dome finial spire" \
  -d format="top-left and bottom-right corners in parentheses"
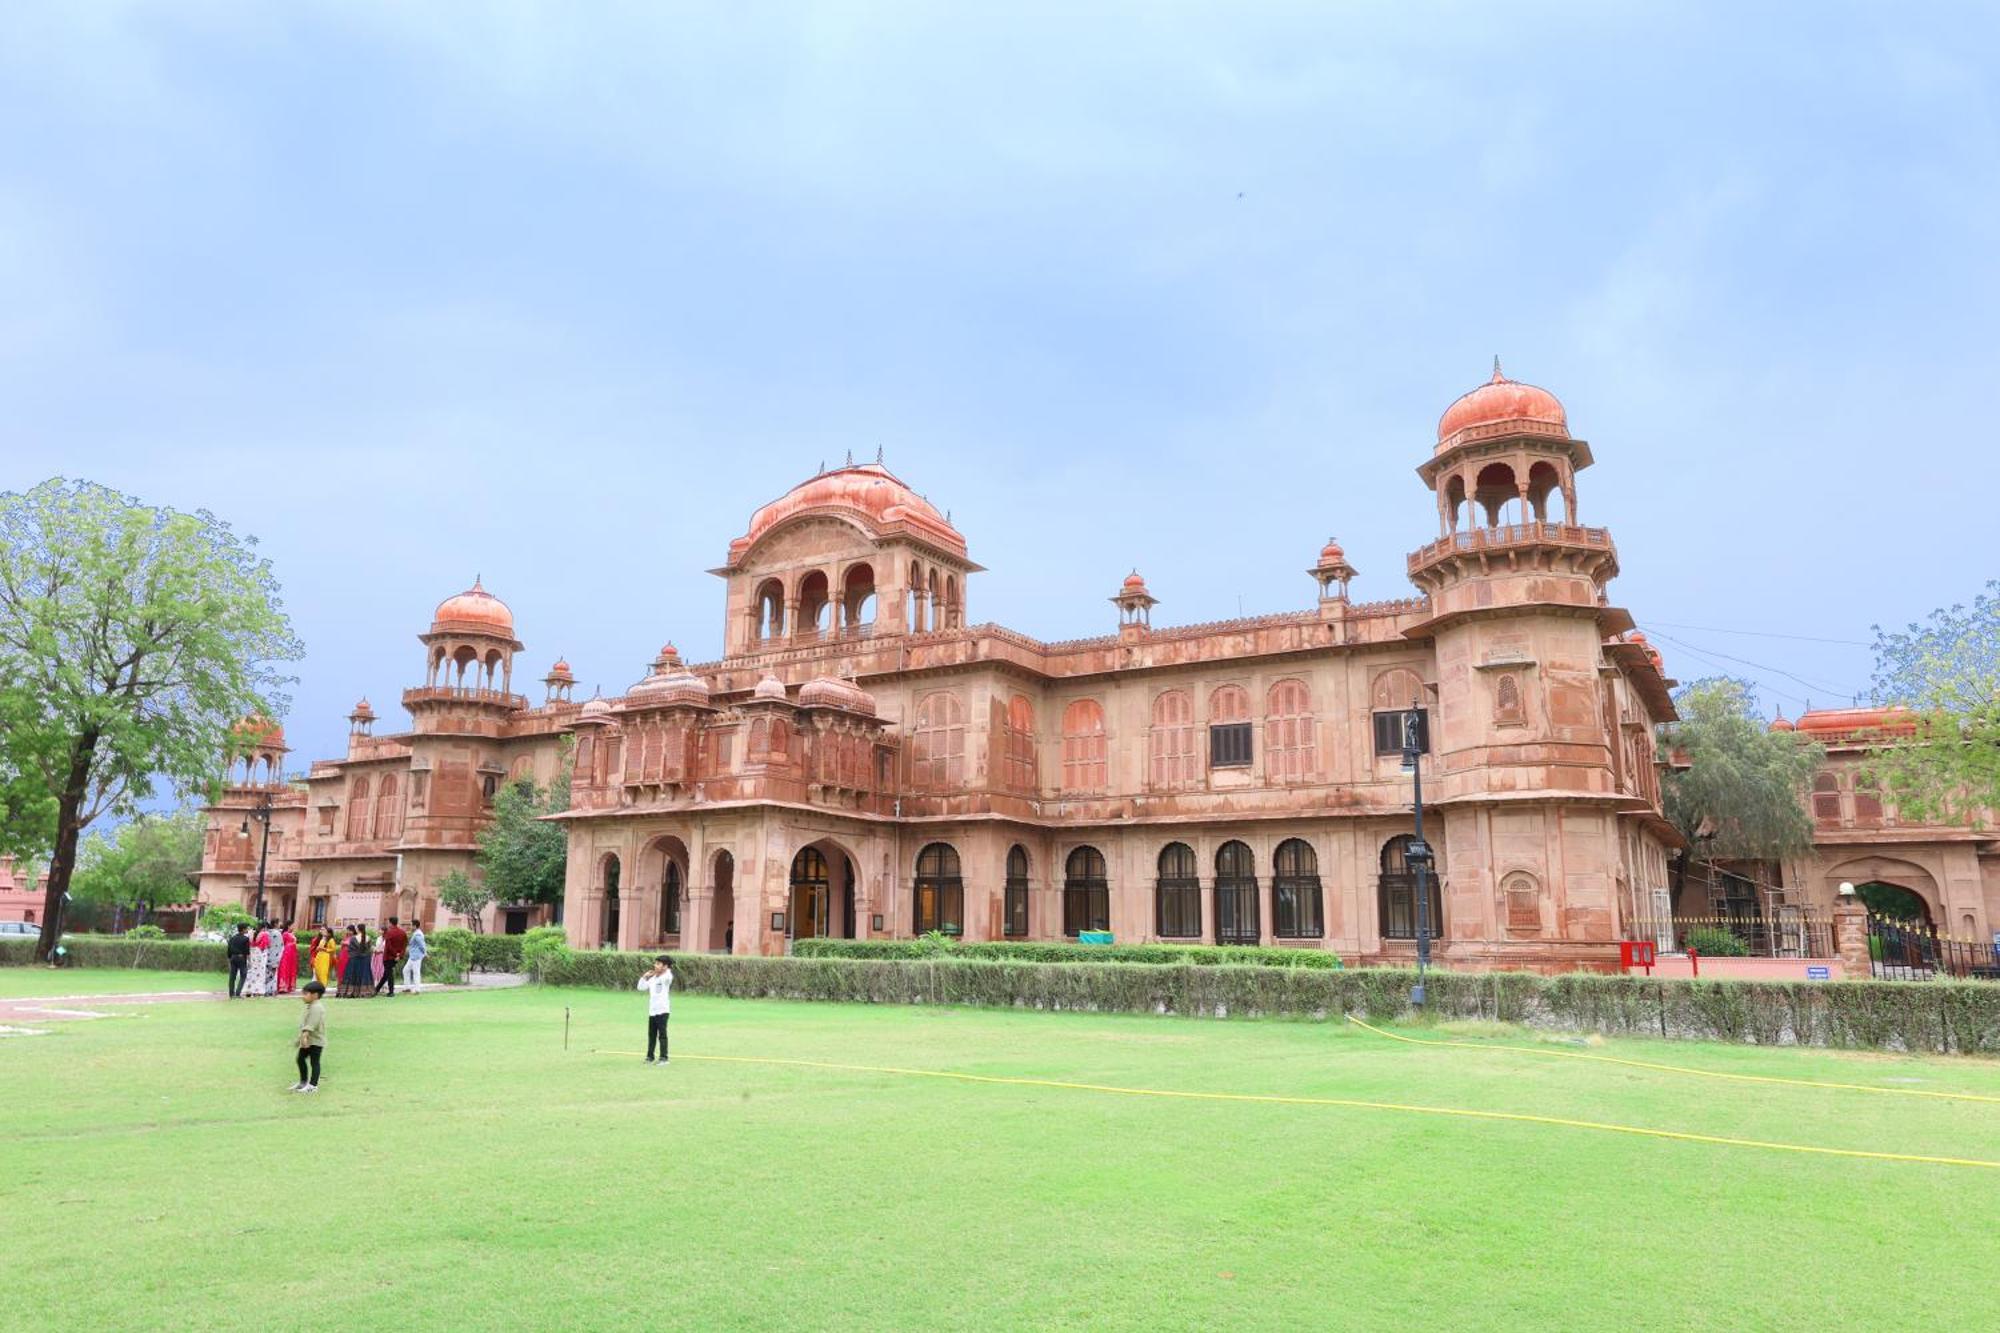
top-left (1492, 355), bottom-right (1504, 383)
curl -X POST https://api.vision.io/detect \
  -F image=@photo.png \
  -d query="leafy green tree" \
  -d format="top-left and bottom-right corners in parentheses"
top-left (1867, 581), bottom-right (2000, 828)
top-left (436, 868), bottom-right (494, 933)
top-left (0, 479), bottom-right (301, 958)
top-left (1659, 679), bottom-right (1823, 910)
top-left (475, 744), bottom-right (571, 909)
top-left (69, 809), bottom-right (205, 928)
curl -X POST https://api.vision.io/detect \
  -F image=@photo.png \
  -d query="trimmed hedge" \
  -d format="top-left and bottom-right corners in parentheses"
top-left (535, 950), bottom-right (2000, 1053)
top-left (793, 937), bottom-right (1344, 969)
top-left (0, 934), bottom-right (470, 985)
top-left (0, 935), bottom-right (230, 973)
top-left (427, 928), bottom-right (521, 976)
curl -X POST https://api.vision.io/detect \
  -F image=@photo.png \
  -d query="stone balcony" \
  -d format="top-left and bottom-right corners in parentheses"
top-left (401, 685), bottom-right (529, 711)
top-left (1407, 522), bottom-right (1619, 589)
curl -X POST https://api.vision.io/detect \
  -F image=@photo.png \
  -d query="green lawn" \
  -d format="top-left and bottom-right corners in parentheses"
top-left (0, 965), bottom-right (225, 997)
top-left (3, 970), bottom-right (1998, 1331)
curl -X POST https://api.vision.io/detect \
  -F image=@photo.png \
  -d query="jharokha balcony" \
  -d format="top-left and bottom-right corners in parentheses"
top-left (401, 685), bottom-right (530, 710)
top-left (1407, 521), bottom-right (1618, 579)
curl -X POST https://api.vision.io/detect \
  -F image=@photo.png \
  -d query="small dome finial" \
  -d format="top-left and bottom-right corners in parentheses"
top-left (1491, 355), bottom-right (1504, 383)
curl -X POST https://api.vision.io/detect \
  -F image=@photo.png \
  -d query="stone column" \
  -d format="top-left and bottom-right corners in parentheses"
top-left (1833, 898), bottom-right (1871, 978)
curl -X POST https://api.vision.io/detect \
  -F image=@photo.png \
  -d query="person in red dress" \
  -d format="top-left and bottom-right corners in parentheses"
top-left (275, 921), bottom-right (299, 994)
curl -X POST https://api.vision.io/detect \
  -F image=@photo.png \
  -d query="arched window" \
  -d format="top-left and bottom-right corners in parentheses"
top-left (1004, 845), bottom-right (1030, 938)
top-left (912, 692), bottom-right (966, 788)
top-left (755, 578), bottom-right (786, 640)
top-left (1149, 690), bottom-right (1198, 789)
top-left (662, 859), bottom-right (683, 937)
top-left (1272, 838), bottom-right (1322, 939)
top-left (1811, 773), bottom-right (1842, 823)
top-left (1474, 461), bottom-right (1519, 527)
top-left (1061, 699), bottom-right (1107, 793)
top-left (1214, 840), bottom-right (1259, 944)
top-left (1208, 686), bottom-right (1253, 769)
top-left (373, 773), bottom-right (402, 841)
top-left (842, 563), bottom-right (877, 630)
top-left (1378, 835), bottom-right (1443, 941)
top-left (1264, 680), bottom-right (1317, 783)
top-left (1502, 871), bottom-right (1540, 935)
top-left (1156, 842), bottom-right (1200, 939)
top-left (1371, 667), bottom-right (1430, 757)
top-left (346, 777), bottom-right (372, 841)
top-left (797, 570), bottom-right (831, 636)
top-left (1063, 845), bottom-right (1109, 936)
top-left (1855, 774), bottom-right (1885, 823)
top-left (1004, 694), bottom-right (1037, 792)
top-left (913, 842), bottom-right (964, 935)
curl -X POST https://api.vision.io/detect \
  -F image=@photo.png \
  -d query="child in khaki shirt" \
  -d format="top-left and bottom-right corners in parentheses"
top-left (292, 980), bottom-right (327, 1093)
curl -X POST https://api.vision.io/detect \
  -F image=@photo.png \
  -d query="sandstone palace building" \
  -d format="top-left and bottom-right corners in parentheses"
top-left (202, 365), bottom-right (1699, 970)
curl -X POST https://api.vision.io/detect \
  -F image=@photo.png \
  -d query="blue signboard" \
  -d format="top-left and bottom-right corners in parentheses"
top-left (1806, 965), bottom-right (1830, 980)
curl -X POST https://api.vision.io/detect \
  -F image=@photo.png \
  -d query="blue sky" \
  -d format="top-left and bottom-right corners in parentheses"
top-left (4, 2), bottom-right (1996, 769)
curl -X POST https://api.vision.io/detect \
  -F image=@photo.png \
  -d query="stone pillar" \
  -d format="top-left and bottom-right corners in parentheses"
top-left (1833, 898), bottom-right (1871, 978)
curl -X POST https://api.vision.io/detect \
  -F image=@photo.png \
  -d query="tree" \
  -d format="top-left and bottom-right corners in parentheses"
top-left (69, 809), bottom-right (205, 929)
top-left (1867, 581), bottom-right (2000, 828)
top-left (0, 479), bottom-right (301, 959)
top-left (475, 744), bottom-right (571, 909)
top-left (436, 869), bottom-right (494, 932)
top-left (1659, 678), bottom-right (1822, 910)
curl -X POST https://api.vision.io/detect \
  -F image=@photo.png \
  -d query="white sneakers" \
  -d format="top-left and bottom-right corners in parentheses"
top-left (288, 1082), bottom-right (304, 1092)
top-left (289, 1083), bottom-right (319, 1094)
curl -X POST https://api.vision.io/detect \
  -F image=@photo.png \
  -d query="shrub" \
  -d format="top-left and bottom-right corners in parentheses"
top-left (793, 937), bottom-right (1344, 969)
top-left (199, 905), bottom-right (260, 935)
top-left (123, 924), bottom-right (168, 941)
top-left (1682, 926), bottom-right (1749, 958)
top-left (468, 933), bottom-right (525, 972)
top-left (423, 929), bottom-right (474, 986)
top-left (520, 926), bottom-right (571, 979)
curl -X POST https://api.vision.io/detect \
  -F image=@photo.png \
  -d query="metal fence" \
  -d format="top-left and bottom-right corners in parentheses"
top-left (1868, 916), bottom-right (2000, 981)
top-left (1630, 912), bottom-right (1836, 959)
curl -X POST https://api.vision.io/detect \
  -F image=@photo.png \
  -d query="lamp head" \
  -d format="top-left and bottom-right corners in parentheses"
top-left (1838, 881), bottom-right (1856, 897)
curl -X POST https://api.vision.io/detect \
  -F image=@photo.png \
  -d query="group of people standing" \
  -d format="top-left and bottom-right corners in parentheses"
top-left (227, 920), bottom-right (298, 998)
top-left (228, 917), bottom-right (427, 1000)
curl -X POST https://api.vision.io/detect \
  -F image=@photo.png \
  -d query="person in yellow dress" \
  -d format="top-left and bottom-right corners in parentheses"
top-left (309, 928), bottom-right (336, 988)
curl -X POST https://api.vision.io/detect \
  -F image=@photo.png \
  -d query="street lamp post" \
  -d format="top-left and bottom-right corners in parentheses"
top-left (239, 790), bottom-right (275, 922)
top-left (1401, 702), bottom-right (1433, 1007)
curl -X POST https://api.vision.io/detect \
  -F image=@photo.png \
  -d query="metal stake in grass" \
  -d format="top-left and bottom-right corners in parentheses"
top-left (564, 1006), bottom-right (570, 1052)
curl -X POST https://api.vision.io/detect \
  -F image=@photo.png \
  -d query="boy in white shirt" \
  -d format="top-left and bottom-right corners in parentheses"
top-left (636, 954), bottom-right (674, 1064)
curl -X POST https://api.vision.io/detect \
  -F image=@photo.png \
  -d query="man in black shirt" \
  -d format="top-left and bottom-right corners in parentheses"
top-left (226, 923), bottom-right (251, 997)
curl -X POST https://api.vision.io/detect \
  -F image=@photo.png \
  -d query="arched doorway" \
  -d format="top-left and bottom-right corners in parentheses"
top-left (1855, 881), bottom-right (1932, 925)
top-left (787, 842), bottom-right (856, 942)
top-left (710, 850), bottom-right (735, 953)
top-left (600, 854), bottom-right (621, 947)
top-left (646, 836), bottom-right (688, 945)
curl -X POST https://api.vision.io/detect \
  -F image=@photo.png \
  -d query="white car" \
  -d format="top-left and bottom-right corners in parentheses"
top-left (0, 921), bottom-right (41, 938)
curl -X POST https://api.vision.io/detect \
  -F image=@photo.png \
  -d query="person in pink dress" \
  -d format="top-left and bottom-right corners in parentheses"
top-left (275, 922), bottom-right (299, 994)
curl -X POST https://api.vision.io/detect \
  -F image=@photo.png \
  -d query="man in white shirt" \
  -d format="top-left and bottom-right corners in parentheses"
top-left (636, 954), bottom-right (674, 1064)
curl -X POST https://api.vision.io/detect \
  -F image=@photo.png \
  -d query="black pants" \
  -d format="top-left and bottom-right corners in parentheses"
top-left (374, 959), bottom-right (398, 996)
top-left (229, 958), bottom-right (247, 997)
top-left (647, 1013), bottom-right (670, 1061)
top-left (296, 1044), bottom-right (322, 1086)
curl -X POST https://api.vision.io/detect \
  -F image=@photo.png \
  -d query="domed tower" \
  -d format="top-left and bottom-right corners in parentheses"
top-left (713, 461), bottom-right (982, 657)
top-left (400, 579), bottom-right (526, 854)
top-left (1404, 364), bottom-right (1636, 960)
top-left (227, 715), bottom-right (289, 789)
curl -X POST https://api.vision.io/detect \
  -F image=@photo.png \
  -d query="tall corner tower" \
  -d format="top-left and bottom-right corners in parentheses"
top-left (1404, 362), bottom-right (1628, 961)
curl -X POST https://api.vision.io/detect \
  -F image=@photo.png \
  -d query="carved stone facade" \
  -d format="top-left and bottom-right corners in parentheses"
top-left (199, 367), bottom-right (1691, 969)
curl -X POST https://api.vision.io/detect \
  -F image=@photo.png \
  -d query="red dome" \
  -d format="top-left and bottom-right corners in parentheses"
top-left (728, 464), bottom-right (965, 563)
top-left (1122, 570), bottom-right (1148, 591)
top-left (1436, 361), bottom-right (1568, 453)
top-left (1318, 538), bottom-right (1346, 565)
top-left (233, 715), bottom-right (286, 751)
top-left (1768, 715), bottom-right (1795, 733)
top-left (547, 658), bottom-right (573, 679)
top-left (431, 578), bottom-right (515, 637)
